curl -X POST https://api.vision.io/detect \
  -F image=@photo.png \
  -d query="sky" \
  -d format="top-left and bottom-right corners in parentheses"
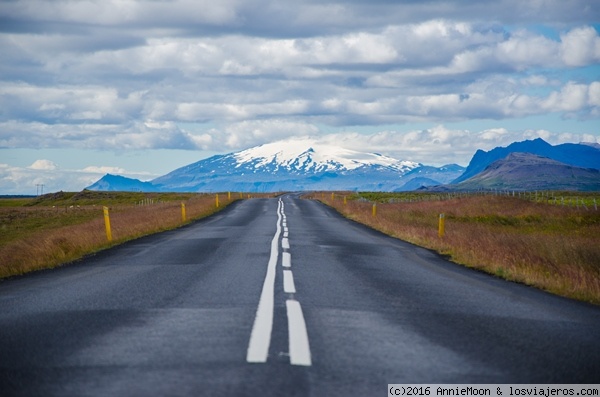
top-left (1, 0), bottom-right (599, 194)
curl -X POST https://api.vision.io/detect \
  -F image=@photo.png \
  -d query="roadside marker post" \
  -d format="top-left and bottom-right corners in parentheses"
top-left (438, 213), bottom-right (445, 238)
top-left (181, 202), bottom-right (186, 222)
top-left (228, 191), bottom-right (231, 201)
top-left (216, 194), bottom-right (220, 208)
top-left (372, 203), bottom-right (377, 217)
top-left (103, 206), bottom-right (113, 242)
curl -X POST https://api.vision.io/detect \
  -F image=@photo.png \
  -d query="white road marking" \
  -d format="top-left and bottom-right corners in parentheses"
top-left (283, 231), bottom-right (289, 238)
top-left (248, 197), bottom-right (312, 367)
top-left (246, 199), bottom-right (282, 363)
top-left (282, 252), bottom-right (291, 268)
top-left (283, 270), bottom-right (296, 293)
top-left (286, 300), bottom-right (312, 366)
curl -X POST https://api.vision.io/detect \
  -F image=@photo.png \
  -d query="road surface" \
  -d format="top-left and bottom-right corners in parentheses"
top-left (1, 195), bottom-right (599, 396)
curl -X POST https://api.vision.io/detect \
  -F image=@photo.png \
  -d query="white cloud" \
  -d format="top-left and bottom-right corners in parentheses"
top-left (314, 126), bottom-right (600, 166)
top-left (0, 161), bottom-right (157, 195)
top-left (215, 120), bottom-right (320, 150)
top-left (28, 159), bottom-right (58, 170)
top-left (560, 26), bottom-right (600, 67)
top-left (81, 165), bottom-right (127, 174)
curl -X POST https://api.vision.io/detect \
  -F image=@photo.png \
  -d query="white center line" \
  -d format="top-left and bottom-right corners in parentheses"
top-left (286, 300), bottom-right (312, 366)
top-left (283, 270), bottom-right (296, 293)
top-left (246, 199), bottom-right (282, 363)
top-left (282, 252), bottom-right (291, 268)
top-left (282, 237), bottom-right (290, 250)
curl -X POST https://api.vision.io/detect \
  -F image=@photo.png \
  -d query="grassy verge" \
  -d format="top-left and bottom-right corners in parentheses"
top-left (309, 192), bottom-right (600, 305)
top-left (0, 191), bottom-right (250, 278)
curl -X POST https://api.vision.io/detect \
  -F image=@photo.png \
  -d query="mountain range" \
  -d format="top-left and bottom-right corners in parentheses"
top-left (86, 137), bottom-right (600, 193)
top-left (453, 138), bottom-right (600, 183)
top-left (87, 137), bottom-right (464, 192)
top-left (447, 152), bottom-right (600, 191)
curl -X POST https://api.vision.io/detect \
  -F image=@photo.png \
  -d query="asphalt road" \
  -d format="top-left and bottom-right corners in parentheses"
top-left (1, 194), bottom-right (599, 396)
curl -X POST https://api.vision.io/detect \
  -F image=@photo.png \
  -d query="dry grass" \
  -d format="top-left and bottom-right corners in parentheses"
top-left (311, 193), bottom-right (600, 304)
top-left (0, 193), bottom-right (240, 278)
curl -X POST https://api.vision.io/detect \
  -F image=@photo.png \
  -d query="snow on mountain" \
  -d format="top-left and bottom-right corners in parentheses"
top-left (232, 137), bottom-right (419, 174)
top-left (87, 136), bottom-right (464, 192)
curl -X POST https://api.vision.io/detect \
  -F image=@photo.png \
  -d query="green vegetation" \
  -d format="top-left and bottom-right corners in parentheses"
top-left (311, 191), bottom-right (600, 305)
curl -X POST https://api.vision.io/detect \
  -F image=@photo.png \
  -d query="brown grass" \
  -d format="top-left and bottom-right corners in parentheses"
top-left (0, 194), bottom-right (237, 278)
top-left (311, 193), bottom-right (600, 304)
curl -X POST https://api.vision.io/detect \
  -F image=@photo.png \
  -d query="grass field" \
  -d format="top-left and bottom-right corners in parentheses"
top-left (3, 190), bottom-right (599, 304)
top-left (0, 191), bottom-right (249, 278)
top-left (310, 191), bottom-right (600, 304)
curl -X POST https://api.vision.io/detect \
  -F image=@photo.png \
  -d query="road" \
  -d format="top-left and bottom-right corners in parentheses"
top-left (1, 194), bottom-right (599, 396)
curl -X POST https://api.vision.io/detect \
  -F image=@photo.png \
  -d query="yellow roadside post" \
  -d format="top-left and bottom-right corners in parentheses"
top-left (372, 203), bottom-right (377, 217)
top-left (103, 206), bottom-right (112, 242)
top-left (228, 191), bottom-right (231, 201)
top-left (216, 194), bottom-right (220, 208)
top-left (331, 192), bottom-right (335, 201)
top-left (181, 202), bottom-right (186, 222)
top-left (343, 196), bottom-right (347, 205)
top-left (438, 213), bottom-right (445, 237)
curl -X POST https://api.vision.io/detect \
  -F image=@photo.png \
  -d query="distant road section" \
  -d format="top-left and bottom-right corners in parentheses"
top-left (1, 195), bottom-right (599, 396)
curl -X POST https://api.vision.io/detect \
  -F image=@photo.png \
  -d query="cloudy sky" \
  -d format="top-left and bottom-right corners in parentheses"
top-left (1, 0), bottom-right (599, 194)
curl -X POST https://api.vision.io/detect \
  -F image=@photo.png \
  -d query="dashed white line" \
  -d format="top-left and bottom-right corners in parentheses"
top-left (286, 300), bottom-right (312, 366)
top-left (247, 197), bottom-right (312, 367)
top-left (282, 252), bottom-right (291, 268)
top-left (283, 270), bottom-right (296, 293)
top-left (246, 199), bottom-right (282, 363)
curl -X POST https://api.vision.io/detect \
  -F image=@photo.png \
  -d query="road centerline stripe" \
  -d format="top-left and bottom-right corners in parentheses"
top-left (246, 199), bottom-right (282, 363)
top-left (283, 270), bottom-right (296, 293)
top-left (286, 300), bottom-right (312, 366)
top-left (282, 252), bottom-right (291, 268)
top-left (282, 237), bottom-right (290, 250)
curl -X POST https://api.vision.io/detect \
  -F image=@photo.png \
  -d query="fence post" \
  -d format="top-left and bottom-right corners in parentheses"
top-left (181, 202), bottom-right (186, 222)
top-left (438, 213), bottom-right (445, 238)
top-left (103, 206), bottom-right (112, 242)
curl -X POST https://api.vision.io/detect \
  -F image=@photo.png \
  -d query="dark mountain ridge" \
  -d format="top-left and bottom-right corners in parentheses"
top-left (453, 138), bottom-right (600, 183)
top-left (454, 152), bottom-right (600, 191)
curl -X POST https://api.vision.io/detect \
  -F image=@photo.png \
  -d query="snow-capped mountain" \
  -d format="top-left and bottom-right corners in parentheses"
top-left (231, 138), bottom-right (418, 174)
top-left (87, 137), bottom-right (464, 192)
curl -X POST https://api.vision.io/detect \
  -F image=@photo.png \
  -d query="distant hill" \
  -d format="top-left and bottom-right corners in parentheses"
top-left (86, 174), bottom-right (155, 192)
top-left (453, 138), bottom-right (600, 183)
top-left (395, 177), bottom-right (441, 191)
top-left (454, 152), bottom-right (600, 191)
